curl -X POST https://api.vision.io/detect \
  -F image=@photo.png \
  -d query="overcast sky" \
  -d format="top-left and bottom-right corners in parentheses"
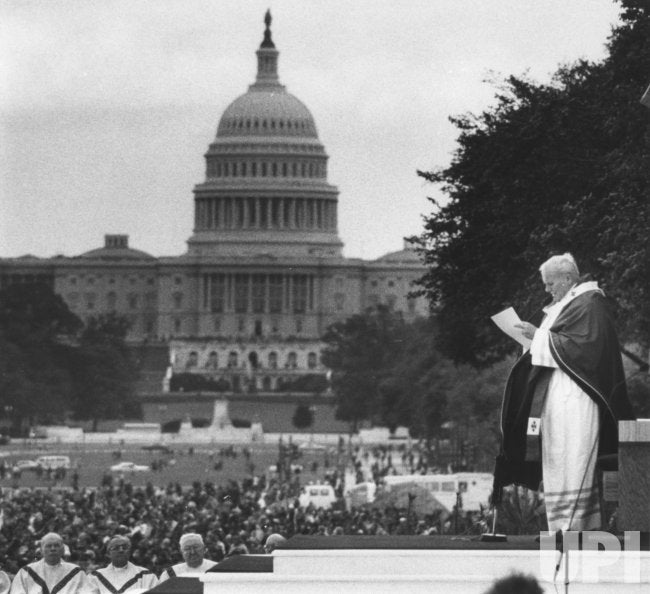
top-left (0, 0), bottom-right (622, 260)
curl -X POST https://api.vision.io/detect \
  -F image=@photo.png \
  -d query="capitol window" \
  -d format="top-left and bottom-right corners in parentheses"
top-left (173, 292), bottom-right (183, 309)
top-left (186, 351), bottom-right (198, 368)
top-left (268, 351), bottom-right (278, 369)
top-left (252, 275), bottom-right (265, 313)
top-left (307, 352), bottom-right (317, 369)
top-left (206, 351), bottom-right (219, 369)
top-left (234, 275), bottom-right (248, 313)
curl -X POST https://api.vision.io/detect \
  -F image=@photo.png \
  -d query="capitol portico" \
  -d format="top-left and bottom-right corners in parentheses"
top-left (0, 12), bottom-right (427, 425)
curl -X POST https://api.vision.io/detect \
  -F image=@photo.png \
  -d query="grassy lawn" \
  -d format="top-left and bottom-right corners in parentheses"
top-left (0, 442), bottom-right (342, 489)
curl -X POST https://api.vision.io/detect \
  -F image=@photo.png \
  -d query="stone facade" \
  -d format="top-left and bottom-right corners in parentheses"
top-left (0, 14), bottom-right (427, 401)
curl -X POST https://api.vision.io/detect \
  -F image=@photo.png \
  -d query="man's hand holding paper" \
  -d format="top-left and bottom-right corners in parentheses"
top-left (490, 307), bottom-right (533, 349)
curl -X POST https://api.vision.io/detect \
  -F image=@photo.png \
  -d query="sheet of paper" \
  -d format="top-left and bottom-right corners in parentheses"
top-left (490, 307), bottom-right (531, 349)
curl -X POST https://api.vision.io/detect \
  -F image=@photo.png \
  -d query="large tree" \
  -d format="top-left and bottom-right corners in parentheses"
top-left (322, 305), bottom-right (408, 431)
top-left (69, 312), bottom-right (139, 431)
top-left (0, 285), bottom-right (138, 432)
top-left (322, 308), bottom-right (507, 470)
top-left (416, 0), bottom-right (650, 365)
top-left (0, 282), bottom-right (82, 431)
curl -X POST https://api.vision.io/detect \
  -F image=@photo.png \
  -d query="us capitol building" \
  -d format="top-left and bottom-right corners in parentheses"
top-left (1, 13), bottom-right (427, 429)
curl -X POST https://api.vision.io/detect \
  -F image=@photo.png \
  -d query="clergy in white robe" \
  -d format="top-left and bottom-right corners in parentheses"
top-left (10, 533), bottom-right (91, 594)
top-left (87, 535), bottom-right (157, 593)
top-left (158, 534), bottom-right (217, 581)
top-left (497, 253), bottom-right (635, 532)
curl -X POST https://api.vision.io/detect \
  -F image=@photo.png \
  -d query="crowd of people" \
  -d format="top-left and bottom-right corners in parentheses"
top-left (0, 445), bottom-right (471, 587)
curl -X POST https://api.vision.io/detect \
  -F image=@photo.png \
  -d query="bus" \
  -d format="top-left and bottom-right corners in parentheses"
top-left (380, 472), bottom-right (492, 513)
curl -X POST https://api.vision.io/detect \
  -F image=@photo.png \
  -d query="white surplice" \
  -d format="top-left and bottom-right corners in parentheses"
top-left (530, 282), bottom-right (601, 531)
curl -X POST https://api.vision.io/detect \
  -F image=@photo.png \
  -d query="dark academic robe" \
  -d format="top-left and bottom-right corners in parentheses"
top-left (493, 289), bottom-right (635, 498)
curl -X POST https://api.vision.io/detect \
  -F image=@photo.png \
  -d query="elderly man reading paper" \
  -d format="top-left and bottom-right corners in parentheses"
top-left (495, 253), bottom-right (635, 532)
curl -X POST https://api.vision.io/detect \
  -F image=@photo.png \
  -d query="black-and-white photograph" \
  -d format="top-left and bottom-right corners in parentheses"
top-left (1, 1), bottom-right (648, 592)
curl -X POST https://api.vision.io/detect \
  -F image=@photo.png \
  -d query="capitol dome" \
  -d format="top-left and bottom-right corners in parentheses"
top-left (215, 10), bottom-right (318, 140)
top-left (188, 11), bottom-right (342, 259)
top-left (217, 91), bottom-right (318, 139)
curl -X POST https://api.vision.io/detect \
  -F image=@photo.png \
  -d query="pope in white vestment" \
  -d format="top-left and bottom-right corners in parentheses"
top-left (497, 254), bottom-right (635, 533)
top-left (530, 282), bottom-right (602, 531)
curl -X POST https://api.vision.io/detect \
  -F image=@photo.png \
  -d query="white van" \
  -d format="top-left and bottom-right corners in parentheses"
top-left (298, 483), bottom-right (337, 509)
top-left (35, 455), bottom-right (71, 470)
top-left (345, 481), bottom-right (377, 510)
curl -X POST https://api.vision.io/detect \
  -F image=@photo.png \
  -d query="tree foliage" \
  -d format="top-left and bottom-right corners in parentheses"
top-left (322, 307), bottom-right (511, 469)
top-left (415, 1), bottom-right (650, 365)
top-left (292, 404), bottom-right (314, 429)
top-left (0, 283), bottom-right (81, 430)
top-left (321, 306), bottom-right (409, 431)
top-left (69, 313), bottom-right (139, 430)
top-left (0, 284), bottom-right (138, 432)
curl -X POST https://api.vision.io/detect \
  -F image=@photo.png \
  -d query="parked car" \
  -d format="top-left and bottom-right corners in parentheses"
top-left (110, 461), bottom-right (149, 473)
top-left (14, 459), bottom-right (39, 471)
top-left (35, 455), bottom-right (71, 470)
